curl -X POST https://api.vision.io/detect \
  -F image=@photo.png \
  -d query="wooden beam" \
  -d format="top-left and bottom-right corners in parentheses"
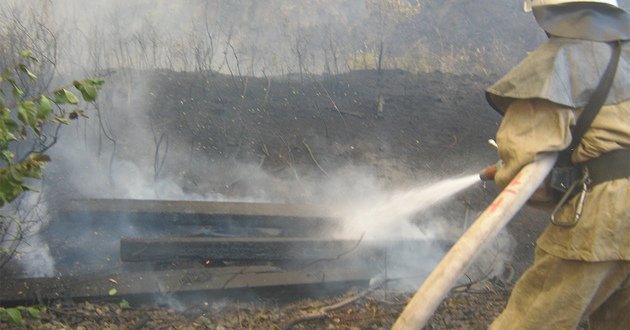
top-left (120, 237), bottom-right (442, 262)
top-left (60, 199), bottom-right (334, 218)
top-left (0, 265), bottom-right (374, 305)
top-left (56, 199), bottom-right (337, 229)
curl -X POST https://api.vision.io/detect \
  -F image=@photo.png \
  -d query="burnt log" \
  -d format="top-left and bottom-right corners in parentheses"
top-left (56, 199), bottom-right (336, 230)
top-left (120, 237), bottom-right (444, 262)
top-left (0, 265), bottom-right (374, 306)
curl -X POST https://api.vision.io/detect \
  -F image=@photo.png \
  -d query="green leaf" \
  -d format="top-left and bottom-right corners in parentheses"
top-left (73, 79), bottom-right (103, 102)
top-left (20, 50), bottom-right (37, 62)
top-left (37, 96), bottom-right (52, 119)
top-left (2, 150), bottom-right (14, 161)
top-left (51, 117), bottom-right (69, 124)
top-left (30, 153), bottom-right (51, 162)
top-left (17, 105), bottom-right (29, 125)
top-left (15, 158), bottom-right (46, 179)
top-left (73, 81), bottom-right (95, 101)
top-left (65, 90), bottom-right (79, 104)
top-left (5, 308), bottom-right (22, 325)
top-left (5, 122), bottom-right (18, 136)
top-left (119, 299), bottom-right (131, 309)
top-left (17, 102), bottom-right (39, 133)
top-left (19, 101), bottom-right (36, 115)
top-left (7, 78), bottom-right (24, 98)
top-left (21, 184), bottom-right (40, 193)
top-left (18, 64), bottom-right (37, 80)
top-left (89, 78), bottom-right (105, 87)
top-left (53, 89), bottom-right (79, 105)
top-left (0, 114), bottom-right (18, 142)
top-left (26, 306), bottom-right (41, 319)
top-left (108, 288), bottom-right (117, 296)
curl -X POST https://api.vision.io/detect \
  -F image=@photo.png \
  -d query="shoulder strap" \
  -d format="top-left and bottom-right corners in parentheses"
top-left (559, 41), bottom-right (622, 165)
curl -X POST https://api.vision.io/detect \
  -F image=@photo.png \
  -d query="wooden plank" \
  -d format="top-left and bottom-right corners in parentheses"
top-left (56, 199), bottom-right (338, 229)
top-left (60, 199), bottom-right (335, 218)
top-left (0, 265), bottom-right (374, 305)
top-left (120, 237), bottom-right (439, 262)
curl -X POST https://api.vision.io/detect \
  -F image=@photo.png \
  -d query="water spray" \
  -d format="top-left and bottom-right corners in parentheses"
top-left (393, 152), bottom-right (558, 329)
top-left (336, 174), bottom-right (480, 240)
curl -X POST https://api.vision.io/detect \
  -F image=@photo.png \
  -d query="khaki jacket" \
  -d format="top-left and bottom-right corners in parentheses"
top-left (495, 98), bottom-right (630, 261)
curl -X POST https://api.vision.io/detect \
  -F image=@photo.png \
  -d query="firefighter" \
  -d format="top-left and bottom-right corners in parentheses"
top-left (485, 0), bottom-right (629, 328)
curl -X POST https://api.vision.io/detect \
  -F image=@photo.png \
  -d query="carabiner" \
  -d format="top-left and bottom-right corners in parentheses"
top-left (550, 167), bottom-right (590, 227)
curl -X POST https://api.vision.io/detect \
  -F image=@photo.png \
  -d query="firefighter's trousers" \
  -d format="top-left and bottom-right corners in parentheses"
top-left (491, 248), bottom-right (629, 330)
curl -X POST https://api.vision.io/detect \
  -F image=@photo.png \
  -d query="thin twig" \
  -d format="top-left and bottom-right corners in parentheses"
top-left (276, 134), bottom-right (307, 195)
top-left (261, 143), bottom-right (270, 157)
top-left (451, 274), bottom-right (474, 292)
top-left (332, 108), bottom-right (364, 119)
top-left (302, 138), bottom-right (329, 177)
top-left (283, 277), bottom-right (388, 329)
top-left (306, 71), bottom-right (348, 129)
top-left (448, 134), bottom-right (458, 148)
top-left (257, 155), bottom-right (266, 168)
top-left (221, 266), bottom-right (252, 289)
top-left (263, 70), bottom-right (272, 103)
top-left (153, 133), bottom-right (169, 181)
top-left (302, 232), bottom-right (365, 269)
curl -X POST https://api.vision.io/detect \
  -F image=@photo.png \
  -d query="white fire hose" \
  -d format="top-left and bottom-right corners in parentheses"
top-left (392, 152), bottom-right (558, 330)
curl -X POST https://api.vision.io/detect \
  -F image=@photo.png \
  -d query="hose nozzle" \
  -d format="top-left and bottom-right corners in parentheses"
top-left (479, 164), bottom-right (498, 181)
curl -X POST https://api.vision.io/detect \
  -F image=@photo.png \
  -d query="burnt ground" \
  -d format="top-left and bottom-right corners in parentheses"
top-left (1, 68), bottom-right (552, 328)
top-left (1, 282), bottom-right (512, 329)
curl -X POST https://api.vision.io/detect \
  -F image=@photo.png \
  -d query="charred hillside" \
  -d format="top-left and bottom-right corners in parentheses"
top-left (130, 69), bottom-right (503, 191)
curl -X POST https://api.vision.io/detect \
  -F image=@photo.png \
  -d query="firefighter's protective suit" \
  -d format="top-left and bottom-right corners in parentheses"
top-left (485, 5), bottom-right (630, 328)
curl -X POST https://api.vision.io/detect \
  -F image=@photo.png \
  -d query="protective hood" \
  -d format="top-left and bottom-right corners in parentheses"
top-left (486, 38), bottom-right (630, 114)
top-left (532, 3), bottom-right (630, 41)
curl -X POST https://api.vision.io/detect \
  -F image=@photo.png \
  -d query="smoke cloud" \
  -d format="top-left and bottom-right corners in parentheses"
top-left (1, 0), bottom-right (520, 289)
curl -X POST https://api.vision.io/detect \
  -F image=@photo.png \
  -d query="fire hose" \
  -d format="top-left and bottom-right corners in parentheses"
top-left (392, 152), bottom-right (558, 330)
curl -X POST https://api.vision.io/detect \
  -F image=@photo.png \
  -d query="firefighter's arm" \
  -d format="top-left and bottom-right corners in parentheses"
top-left (494, 99), bottom-right (576, 190)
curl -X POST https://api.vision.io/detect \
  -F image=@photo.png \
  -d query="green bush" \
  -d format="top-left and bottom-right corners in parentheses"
top-left (0, 50), bottom-right (103, 267)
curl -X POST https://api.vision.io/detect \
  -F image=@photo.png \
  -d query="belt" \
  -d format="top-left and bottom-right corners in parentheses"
top-left (581, 148), bottom-right (630, 187)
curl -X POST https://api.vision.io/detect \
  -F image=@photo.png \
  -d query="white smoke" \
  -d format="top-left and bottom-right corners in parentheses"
top-left (8, 193), bottom-right (56, 278)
